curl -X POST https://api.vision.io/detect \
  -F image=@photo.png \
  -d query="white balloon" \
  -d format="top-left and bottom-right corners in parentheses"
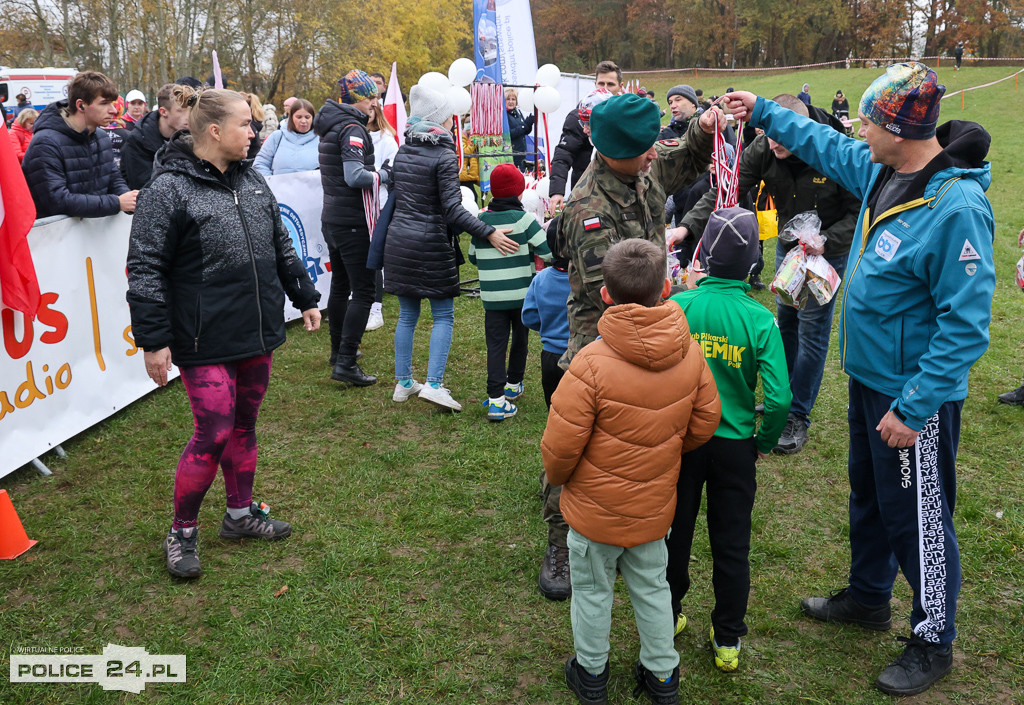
top-left (446, 86), bottom-right (472, 116)
top-left (516, 87), bottom-right (534, 114)
top-left (521, 190), bottom-right (543, 219)
top-left (461, 186), bottom-right (480, 216)
top-left (533, 85), bottom-right (561, 113)
top-left (418, 71), bottom-right (451, 93)
top-left (535, 176), bottom-right (550, 200)
top-left (535, 63), bottom-right (561, 88)
top-left (448, 58), bottom-right (477, 87)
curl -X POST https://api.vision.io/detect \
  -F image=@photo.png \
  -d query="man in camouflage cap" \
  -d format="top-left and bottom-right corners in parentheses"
top-left (557, 92), bottom-right (725, 368)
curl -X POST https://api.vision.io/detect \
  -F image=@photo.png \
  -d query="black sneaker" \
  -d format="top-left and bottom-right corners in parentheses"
top-left (874, 635), bottom-right (953, 696)
top-left (564, 655), bottom-right (608, 705)
top-left (998, 384), bottom-right (1024, 406)
top-left (773, 414), bottom-right (809, 454)
top-left (801, 587), bottom-right (892, 630)
top-left (218, 502), bottom-right (292, 540)
top-left (539, 543), bottom-right (571, 601)
top-left (749, 274), bottom-right (766, 290)
top-left (164, 527), bottom-right (201, 578)
top-left (633, 661), bottom-right (679, 705)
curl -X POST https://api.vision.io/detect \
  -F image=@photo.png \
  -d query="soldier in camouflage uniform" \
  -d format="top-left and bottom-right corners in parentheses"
top-left (538, 93), bottom-right (723, 605)
top-left (557, 92), bottom-right (724, 368)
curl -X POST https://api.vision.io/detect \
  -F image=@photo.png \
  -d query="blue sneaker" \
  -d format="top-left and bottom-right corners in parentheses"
top-left (486, 397), bottom-right (517, 422)
top-left (504, 382), bottom-right (524, 401)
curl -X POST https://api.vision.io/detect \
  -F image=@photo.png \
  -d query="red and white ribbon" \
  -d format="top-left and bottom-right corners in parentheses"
top-left (691, 113), bottom-right (744, 273)
top-left (362, 172), bottom-right (382, 239)
top-left (454, 115), bottom-right (465, 173)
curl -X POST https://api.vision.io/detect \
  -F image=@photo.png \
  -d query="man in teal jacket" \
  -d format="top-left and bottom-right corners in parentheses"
top-left (725, 63), bottom-right (995, 696)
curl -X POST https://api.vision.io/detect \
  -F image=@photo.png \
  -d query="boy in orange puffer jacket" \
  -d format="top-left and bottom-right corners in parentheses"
top-left (542, 238), bottom-right (721, 705)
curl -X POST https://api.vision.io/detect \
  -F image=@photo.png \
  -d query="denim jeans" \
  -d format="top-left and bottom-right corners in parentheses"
top-left (394, 296), bottom-right (455, 385)
top-left (775, 244), bottom-right (848, 426)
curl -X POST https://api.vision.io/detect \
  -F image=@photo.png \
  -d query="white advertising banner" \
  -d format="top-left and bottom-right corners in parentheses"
top-left (264, 170), bottom-right (332, 319)
top-left (0, 172), bottom-right (330, 479)
top-left (0, 213), bottom-right (174, 479)
top-left (495, 0), bottom-right (539, 87)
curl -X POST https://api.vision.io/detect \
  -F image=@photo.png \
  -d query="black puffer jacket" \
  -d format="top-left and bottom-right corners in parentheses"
top-left (22, 100), bottom-right (130, 218)
top-left (120, 109), bottom-right (168, 189)
top-left (384, 122), bottom-right (494, 299)
top-left (507, 107), bottom-right (535, 170)
top-left (126, 131), bottom-right (319, 367)
top-left (315, 100), bottom-right (375, 228)
top-left (548, 109), bottom-right (590, 197)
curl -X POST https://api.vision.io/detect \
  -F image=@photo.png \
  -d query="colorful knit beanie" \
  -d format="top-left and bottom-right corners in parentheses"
top-left (860, 62), bottom-right (945, 139)
top-left (338, 70), bottom-right (378, 105)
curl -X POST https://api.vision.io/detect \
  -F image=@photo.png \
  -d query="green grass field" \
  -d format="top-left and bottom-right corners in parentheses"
top-left (2, 65), bottom-right (1023, 704)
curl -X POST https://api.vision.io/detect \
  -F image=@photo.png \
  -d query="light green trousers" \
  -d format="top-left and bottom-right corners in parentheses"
top-left (567, 528), bottom-right (679, 678)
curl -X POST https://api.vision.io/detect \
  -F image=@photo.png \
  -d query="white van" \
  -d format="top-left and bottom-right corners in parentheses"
top-left (1, 67), bottom-right (78, 119)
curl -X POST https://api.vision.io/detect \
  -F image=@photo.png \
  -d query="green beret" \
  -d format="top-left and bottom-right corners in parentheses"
top-left (590, 93), bottom-right (662, 159)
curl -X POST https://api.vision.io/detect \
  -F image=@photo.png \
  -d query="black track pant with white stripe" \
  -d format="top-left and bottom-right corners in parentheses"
top-left (846, 378), bottom-right (962, 646)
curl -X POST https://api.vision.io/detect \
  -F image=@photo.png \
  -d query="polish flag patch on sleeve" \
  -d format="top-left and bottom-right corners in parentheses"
top-left (583, 217), bottom-right (602, 231)
top-left (349, 135), bottom-right (364, 147)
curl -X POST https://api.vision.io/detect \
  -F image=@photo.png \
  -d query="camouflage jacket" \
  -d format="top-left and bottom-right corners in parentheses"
top-left (557, 118), bottom-right (714, 367)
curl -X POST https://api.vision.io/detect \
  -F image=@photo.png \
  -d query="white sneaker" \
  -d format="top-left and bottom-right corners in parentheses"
top-left (418, 384), bottom-right (462, 411)
top-left (365, 310), bottom-right (384, 331)
top-left (392, 380), bottom-right (423, 402)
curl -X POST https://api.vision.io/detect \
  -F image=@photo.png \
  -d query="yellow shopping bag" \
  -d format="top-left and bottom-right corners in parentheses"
top-left (756, 182), bottom-right (777, 241)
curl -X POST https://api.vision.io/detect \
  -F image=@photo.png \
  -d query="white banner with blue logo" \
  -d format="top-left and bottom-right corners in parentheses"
top-left (264, 170), bottom-right (332, 321)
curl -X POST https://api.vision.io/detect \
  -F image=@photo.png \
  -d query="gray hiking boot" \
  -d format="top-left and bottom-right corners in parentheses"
top-left (218, 502), bottom-right (292, 540)
top-left (165, 527), bottom-right (202, 578)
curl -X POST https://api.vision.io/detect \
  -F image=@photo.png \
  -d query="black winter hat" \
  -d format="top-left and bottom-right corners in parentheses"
top-left (697, 207), bottom-right (760, 280)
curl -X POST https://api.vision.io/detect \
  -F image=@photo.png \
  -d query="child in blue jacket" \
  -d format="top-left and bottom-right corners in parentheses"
top-left (522, 217), bottom-right (572, 602)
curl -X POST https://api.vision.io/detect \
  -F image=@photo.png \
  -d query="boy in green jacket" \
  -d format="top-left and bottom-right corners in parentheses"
top-left (667, 206), bottom-right (791, 672)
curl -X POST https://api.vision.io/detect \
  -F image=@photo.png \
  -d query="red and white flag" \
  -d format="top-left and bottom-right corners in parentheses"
top-left (383, 62), bottom-right (408, 146)
top-left (0, 121), bottom-right (40, 317)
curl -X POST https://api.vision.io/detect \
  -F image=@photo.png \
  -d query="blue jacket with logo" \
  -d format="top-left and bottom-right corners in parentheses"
top-left (749, 97), bottom-right (995, 430)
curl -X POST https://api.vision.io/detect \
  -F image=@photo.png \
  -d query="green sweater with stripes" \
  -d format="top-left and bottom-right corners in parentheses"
top-left (469, 208), bottom-right (551, 310)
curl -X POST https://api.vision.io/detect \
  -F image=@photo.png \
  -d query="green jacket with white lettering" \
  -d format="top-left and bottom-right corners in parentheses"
top-left (671, 277), bottom-right (791, 453)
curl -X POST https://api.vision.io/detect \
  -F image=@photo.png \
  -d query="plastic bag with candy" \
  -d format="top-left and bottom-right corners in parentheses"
top-left (667, 243), bottom-right (684, 286)
top-left (1017, 252), bottom-right (1024, 292)
top-left (779, 211), bottom-right (826, 252)
top-left (805, 254), bottom-right (842, 305)
top-left (771, 246), bottom-right (808, 308)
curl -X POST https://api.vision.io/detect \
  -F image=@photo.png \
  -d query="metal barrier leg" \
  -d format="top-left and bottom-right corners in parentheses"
top-left (30, 458), bottom-right (53, 476)
top-left (54, 445), bottom-right (67, 459)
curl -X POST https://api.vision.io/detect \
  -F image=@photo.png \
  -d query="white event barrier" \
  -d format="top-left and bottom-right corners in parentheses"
top-left (0, 171), bottom-right (330, 479)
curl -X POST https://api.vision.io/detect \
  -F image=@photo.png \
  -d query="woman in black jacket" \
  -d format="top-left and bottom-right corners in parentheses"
top-left (127, 85), bottom-right (321, 580)
top-left (384, 85), bottom-right (516, 412)
top-left (505, 88), bottom-right (535, 170)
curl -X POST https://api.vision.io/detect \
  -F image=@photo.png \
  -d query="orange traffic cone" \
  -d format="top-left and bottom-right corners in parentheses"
top-left (0, 489), bottom-right (37, 559)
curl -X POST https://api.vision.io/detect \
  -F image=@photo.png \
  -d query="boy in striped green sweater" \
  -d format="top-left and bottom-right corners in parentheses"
top-left (468, 164), bottom-right (552, 421)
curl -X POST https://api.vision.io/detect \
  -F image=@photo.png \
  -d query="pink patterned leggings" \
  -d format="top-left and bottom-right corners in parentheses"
top-left (172, 354), bottom-right (273, 530)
